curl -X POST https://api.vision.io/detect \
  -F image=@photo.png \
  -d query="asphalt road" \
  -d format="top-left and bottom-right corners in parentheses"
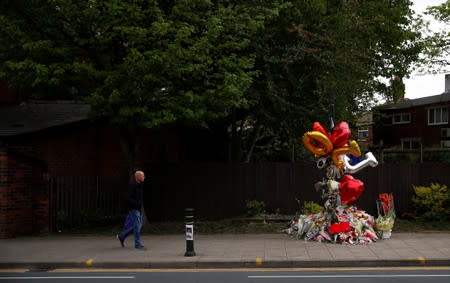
top-left (1, 268), bottom-right (450, 283)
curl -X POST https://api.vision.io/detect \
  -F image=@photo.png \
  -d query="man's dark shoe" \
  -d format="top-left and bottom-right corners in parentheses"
top-left (116, 234), bottom-right (124, 248)
top-left (135, 245), bottom-right (146, 251)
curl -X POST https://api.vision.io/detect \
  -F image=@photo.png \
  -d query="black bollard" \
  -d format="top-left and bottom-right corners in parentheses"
top-left (184, 208), bottom-right (196, 257)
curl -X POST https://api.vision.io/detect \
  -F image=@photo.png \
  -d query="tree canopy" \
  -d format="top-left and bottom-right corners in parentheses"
top-left (418, 0), bottom-right (450, 74)
top-left (238, 0), bottom-right (423, 161)
top-left (0, 0), bottom-right (426, 162)
top-left (0, 0), bottom-right (281, 127)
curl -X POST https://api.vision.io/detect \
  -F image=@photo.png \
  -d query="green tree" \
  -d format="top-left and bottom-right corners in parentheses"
top-left (237, 0), bottom-right (423, 162)
top-left (419, 0), bottom-right (450, 74)
top-left (0, 1), bottom-right (425, 164)
top-left (0, 0), bottom-right (281, 168)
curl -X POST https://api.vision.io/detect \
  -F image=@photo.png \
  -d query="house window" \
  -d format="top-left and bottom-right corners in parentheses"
top-left (441, 140), bottom-right (450, 148)
top-left (428, 106), bottom-right (448, 125)
top-left (401, 139), bottom-right (421, 150)
top-left (392, 113), bottom-right (411, 124)
top-left (358, 129), bottom-right (369, 141)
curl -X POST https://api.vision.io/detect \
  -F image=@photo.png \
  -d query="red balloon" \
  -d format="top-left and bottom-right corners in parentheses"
top-left (339, 175), bottom-right (364, 205)
top-left (312, 122), bottom-right (331, 139)
top-left (328, 221), bottom-right (351, 234)
top-left (330, 121), bottom-right (351, 148)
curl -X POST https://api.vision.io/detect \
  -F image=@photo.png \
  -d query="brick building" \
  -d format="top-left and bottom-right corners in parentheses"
top-left (1, 101), bottom-right (95, 237)
top-left (373, 74), bottom-right (450, 150)
top-left (0, 100), bottom-right (184, 238)
top-left (0, 96), bottom-right (229, 237)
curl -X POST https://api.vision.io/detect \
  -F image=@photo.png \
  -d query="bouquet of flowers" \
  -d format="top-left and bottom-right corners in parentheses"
top-left (375, 193), bottom-right (395, 238)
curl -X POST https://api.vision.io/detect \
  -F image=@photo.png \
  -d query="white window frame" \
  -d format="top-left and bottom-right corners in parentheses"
top-left (358, 128), bottom-right (369, 141)
top-left (428, 106), bottom-right (448, 125)
top-left (441, 140), bottom-right (450, 148)
top-left (401, 138), bottom-right (421, 150)
top-left (392, 112), bottom-right (411, 124)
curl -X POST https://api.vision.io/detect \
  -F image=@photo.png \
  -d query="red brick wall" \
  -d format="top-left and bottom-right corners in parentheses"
top-left (1, 122), bottom-right (184, 237)
top-left (0, 148), bottom-right (33, 238)
top-left (0, 147), bottom-right (50, 238)
top-left (27, 123), bottom-right (182, 177)
top-left (31, 160), bottom-right (50, 236)
top-left (374, 102), bottom-right (450, 148)
top-left (27, 124), bottom-right (129, 177)
top-left (0, 81), bottom-right (18, 104)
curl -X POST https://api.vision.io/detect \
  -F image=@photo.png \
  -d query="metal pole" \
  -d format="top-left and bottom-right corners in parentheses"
top-left (329, 91), bottom-right (335, 130)
top-left (184, 208), bottom-right (196, 257)
top-left (420, 142), bottom-right (423, 163)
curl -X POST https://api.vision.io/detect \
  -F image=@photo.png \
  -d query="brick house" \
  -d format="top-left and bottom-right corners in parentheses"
top-left (0, 95), bottom-right (230, 237)
top-left (0, 100), bottom-right (187, 238)
top-left (373, 75), bottom-right (450, 150)
top-left (354, 112), bottom-right (374, 151)
top-left (0, 100), bottom-right (101, 238)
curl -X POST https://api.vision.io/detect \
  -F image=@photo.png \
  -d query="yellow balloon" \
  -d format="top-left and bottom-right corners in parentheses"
top-left (349, 140), bottom-right (362, 156)
top-left (302, 131), bottom-right (333, 157)
top-left (331, 140), bottom-right (361, 169)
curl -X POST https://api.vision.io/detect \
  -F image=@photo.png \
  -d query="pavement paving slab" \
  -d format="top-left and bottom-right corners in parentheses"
top-left (1, 233), bottom-right (450, 269)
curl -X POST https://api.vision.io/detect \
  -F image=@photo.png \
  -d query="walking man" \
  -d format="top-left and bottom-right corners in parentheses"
top-left (117, 170), bottom-right (146, 250)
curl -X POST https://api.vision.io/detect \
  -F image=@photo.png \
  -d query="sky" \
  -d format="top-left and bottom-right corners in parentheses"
top-left (404, 0), bottom-right (448, 99)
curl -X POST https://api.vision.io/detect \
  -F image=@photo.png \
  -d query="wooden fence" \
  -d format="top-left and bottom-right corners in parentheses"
top-left (51, 162), bottom-right (450, 229)
top-left (373, 148), bottom-right (450, 163)
top-left (50, 176), bottom-right (129, 230)
top-left (146, 162), bottom-right (450, 220)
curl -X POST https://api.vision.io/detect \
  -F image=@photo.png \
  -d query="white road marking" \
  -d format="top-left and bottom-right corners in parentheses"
top-left (248, 274), bottom-right (450, 279)
top-left (0, 276), bottom-right (135, 280)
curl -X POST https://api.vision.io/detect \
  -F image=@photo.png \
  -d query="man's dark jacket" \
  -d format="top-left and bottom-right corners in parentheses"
top-left (127, 180), bottom-right (144, 211)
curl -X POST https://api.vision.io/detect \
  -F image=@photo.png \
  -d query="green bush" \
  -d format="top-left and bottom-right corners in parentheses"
top-left (412, 183), bottom-right (450, 221)
top-left (245, 199), bottom-right (266, 216)
top-left (423, 151), bottom-right (450, 163)
top-left (301, 201), bottom-right (323, 215)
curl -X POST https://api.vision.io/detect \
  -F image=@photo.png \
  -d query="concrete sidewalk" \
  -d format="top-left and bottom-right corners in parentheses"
top-left (1, 233), bottom-right (450, 269)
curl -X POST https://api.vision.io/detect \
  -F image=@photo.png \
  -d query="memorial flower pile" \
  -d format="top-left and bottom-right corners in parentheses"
top-left (287, 121), bottom-right (394, 244)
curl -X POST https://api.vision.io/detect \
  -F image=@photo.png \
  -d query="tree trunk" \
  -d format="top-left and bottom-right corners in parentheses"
top-left (119, 127), bottom-right (137, 175)
top-left (229, 110), bottom-right (241, 163)
top-left (244, 121), bottom-right (262, 163)
top-left (119, 127), bottom-right (149, 226)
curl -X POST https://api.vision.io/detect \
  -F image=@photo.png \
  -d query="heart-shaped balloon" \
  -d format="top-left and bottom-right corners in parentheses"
top-left (328, 221), bottom-right (350, 235)
top-left (330, 121), bottom-right (351, 148)
top-left (339, 175), bottom-right (364, 205)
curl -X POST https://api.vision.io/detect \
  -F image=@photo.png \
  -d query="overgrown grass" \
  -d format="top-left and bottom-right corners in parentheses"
top-left (143, 218), bottom-right (288, 234)
top-left (147, 217), bottom-right (450, 234)
top-left (393, 218), bottom-right (450, 232)
top-left (53, 216), bottom-right (450, 236)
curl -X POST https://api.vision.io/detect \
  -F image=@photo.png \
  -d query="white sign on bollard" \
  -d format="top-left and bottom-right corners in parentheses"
top-left (186, 224), bottom-right (194, 240)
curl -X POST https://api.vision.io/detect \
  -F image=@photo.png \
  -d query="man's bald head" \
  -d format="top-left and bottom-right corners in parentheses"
top-left (135, 171), bottom-right (145, 184)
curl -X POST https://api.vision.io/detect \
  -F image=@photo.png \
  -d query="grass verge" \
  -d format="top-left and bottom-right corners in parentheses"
top-left (53, 216), bottom-right (450, 235)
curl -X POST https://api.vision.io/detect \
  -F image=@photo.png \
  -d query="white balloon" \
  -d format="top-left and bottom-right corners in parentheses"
top-left (343, 152), bottom-right (378, 174)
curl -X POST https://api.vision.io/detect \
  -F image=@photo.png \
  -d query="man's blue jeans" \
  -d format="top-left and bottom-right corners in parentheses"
top-left (119, 210), bottom-right (143, 247)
